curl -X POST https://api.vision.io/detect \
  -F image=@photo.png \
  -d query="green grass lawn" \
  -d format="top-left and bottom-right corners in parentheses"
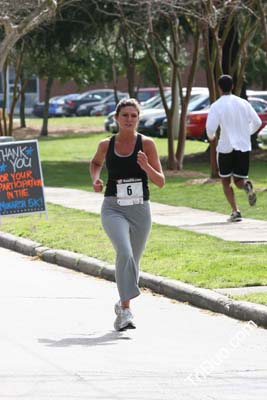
top-left (1, 132), bottom-right (267, 301)
top-left (38, 133), bottom-right (267, 220)
top-left (38, 132), bottom-right (209, 161)
top-left (1, 203), bottom-right (267, 289)
top-left (231, 293), bottom-right (267, 306)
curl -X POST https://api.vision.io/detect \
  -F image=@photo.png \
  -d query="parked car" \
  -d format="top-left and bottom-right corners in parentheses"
top-left (137, 105), bottom-right (168, 137)
top-left (104, 111), bottom-right (116, 132)
top-left (88, 92), bottom-right (129, 116)
top-left (185, 97), bottom-right (267, 141)
top-left (140, 91), bottom-right (171, 110)
top-left (107, 103), bottom-right (171, 136)
top-left (137, 91), bottom-right (209, 137)
top-left (135, 87), bottom-right (166, 103)
top-left (160, 95), bottom-right (267, 140)
top-left (155, 92), bottom-right (210, 138)
top-left (76, 91), bottom-right (126, 116)
top-left (76, 87), bottom-right (164, 115)
top-left (247, 90), bottom-right (267, 102)
top-left (32, 94), bottom-right (79, 118)
top-left (63, 89), bottom-right (115, 116)
top-left (32, 96), bottom-right (60, 117)
top-left (137, 86), bottom-right (207, 107)
top-left (49, 93), bottom-right (79, 117)
top-left (106, 88), bottom-right (209, 135)
top-left (104, 92), bottom-right (168, 132)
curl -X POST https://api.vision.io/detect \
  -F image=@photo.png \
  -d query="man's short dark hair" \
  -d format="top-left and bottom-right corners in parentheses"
top-left (218, 75), bottom-right (233, 93)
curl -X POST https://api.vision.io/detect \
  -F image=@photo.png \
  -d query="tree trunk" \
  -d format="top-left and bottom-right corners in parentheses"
top-left (203, 27), bottom-right (219, 178)
top-left (0, 108), bottom-right (3, 135)
top-left (2, 60), bottom-right (8, 136)
top-left (8, 102), bottom-right (15, 136)
top-left (126, 60), bottom-right (136, 98)
top-left (176, 107), bottom-right (187, 170)
top-left (20, 78), bottom-right (26, 128)
top-left (111, 59), bottom-right (119, 104)
top-left (121, 24), bottom-right (136, 98)
top-left (41, 75), bottom-right (53, 137)
top-left (143, 41), bottom-right (177, 169)
top-left (167, 118), bottom-right (178, 169)
top-left (176, 29), bottom-right (200, 170)
top-left (8, 46), bottom-right (25, 136)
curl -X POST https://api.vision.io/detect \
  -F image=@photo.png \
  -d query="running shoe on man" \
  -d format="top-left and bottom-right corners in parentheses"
top-left (228, 210), bottom-right (242, 222)
top-left (114, 301), bottom-right (136, 331)
top-left (244, 180), bottom-right (256, 206)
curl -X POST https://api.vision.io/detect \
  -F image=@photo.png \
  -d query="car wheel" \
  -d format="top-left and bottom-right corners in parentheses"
top-left (158, 128), bottom-right (165, 137)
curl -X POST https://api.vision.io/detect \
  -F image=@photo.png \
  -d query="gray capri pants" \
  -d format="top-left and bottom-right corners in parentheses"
top-left (101, 197), bottom-right (152, 302)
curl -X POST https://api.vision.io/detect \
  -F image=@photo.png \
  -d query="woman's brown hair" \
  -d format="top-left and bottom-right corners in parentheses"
top-left (115, 98), bottom-right (141, 116)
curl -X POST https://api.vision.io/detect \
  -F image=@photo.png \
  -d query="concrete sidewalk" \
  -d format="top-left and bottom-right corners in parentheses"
top-left (45, 186), bottom-right (267, 243)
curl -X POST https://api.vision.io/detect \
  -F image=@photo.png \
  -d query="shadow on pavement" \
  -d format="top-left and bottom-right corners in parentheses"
top-left (38, 331), bottom-right (131, 347)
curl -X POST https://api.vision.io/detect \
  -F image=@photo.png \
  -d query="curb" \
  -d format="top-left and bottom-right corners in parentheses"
top-left (1, 231), bottom-right (267, 329)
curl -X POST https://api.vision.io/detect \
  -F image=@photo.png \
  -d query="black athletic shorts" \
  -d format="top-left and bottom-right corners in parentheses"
top-left (217, 150), bottom-right (250, 178)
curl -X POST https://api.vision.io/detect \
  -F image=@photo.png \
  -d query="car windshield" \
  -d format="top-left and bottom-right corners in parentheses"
top-left (142, 92), bottom-right (171, 108)
top-left (78, 92), bottom-right (103, 101)
top-left (97, 94), bottom-right (114, 104)
top-left (97, 92), bottom-right (128, 105)
top-left (64, 93), bottom-right (79, 100)
top-left (142, 94), bottom-right (161, 107)
top-left (151, 92), bottom-right (207, 111)
top-left (137, 90), bottom-right (160, 102)
top-left (78, 91), bottom-right (112, 101)
top-left (187, 94), bottom-right (209, 112)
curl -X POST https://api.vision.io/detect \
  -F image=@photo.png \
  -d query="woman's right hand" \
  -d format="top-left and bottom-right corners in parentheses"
top-left (93, 178), bottom-right (103, 192)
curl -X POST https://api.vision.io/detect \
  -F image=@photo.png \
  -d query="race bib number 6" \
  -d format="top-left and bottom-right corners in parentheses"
top-left (116, 178), bottom-right (143, 206)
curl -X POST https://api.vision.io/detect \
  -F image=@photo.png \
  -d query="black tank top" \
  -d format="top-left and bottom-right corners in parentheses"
top-left (104, 133), bottom-right (149, 200)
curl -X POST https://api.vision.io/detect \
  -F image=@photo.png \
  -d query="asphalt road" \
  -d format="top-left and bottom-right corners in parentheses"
top-left (1, 246), bottom-right (267, 400)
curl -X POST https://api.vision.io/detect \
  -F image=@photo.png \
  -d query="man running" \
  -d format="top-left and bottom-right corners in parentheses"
top-left (206, 74), bottom-right (262, 222)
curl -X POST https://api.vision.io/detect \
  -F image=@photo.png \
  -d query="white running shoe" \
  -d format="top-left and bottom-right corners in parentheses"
top-left (114, 302), bottom-right (136, 331)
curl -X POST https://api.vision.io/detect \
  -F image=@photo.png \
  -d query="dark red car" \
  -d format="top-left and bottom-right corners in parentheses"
top-left (186, 97), bottom-right (267, 141)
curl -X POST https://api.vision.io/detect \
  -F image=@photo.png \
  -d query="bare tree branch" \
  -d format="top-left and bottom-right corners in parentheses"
top-left (0, 0), bottom-right (59, 71)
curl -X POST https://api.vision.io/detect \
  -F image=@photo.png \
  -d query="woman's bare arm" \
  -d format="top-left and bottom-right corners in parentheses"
top-left (137, 136), bottom-right (165, 188)
top-left (89, 139), bottom-right (109, 192)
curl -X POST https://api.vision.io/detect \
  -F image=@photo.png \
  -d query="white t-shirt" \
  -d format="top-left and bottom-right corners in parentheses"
top-left (206, 94), bottom-right (262, 153)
